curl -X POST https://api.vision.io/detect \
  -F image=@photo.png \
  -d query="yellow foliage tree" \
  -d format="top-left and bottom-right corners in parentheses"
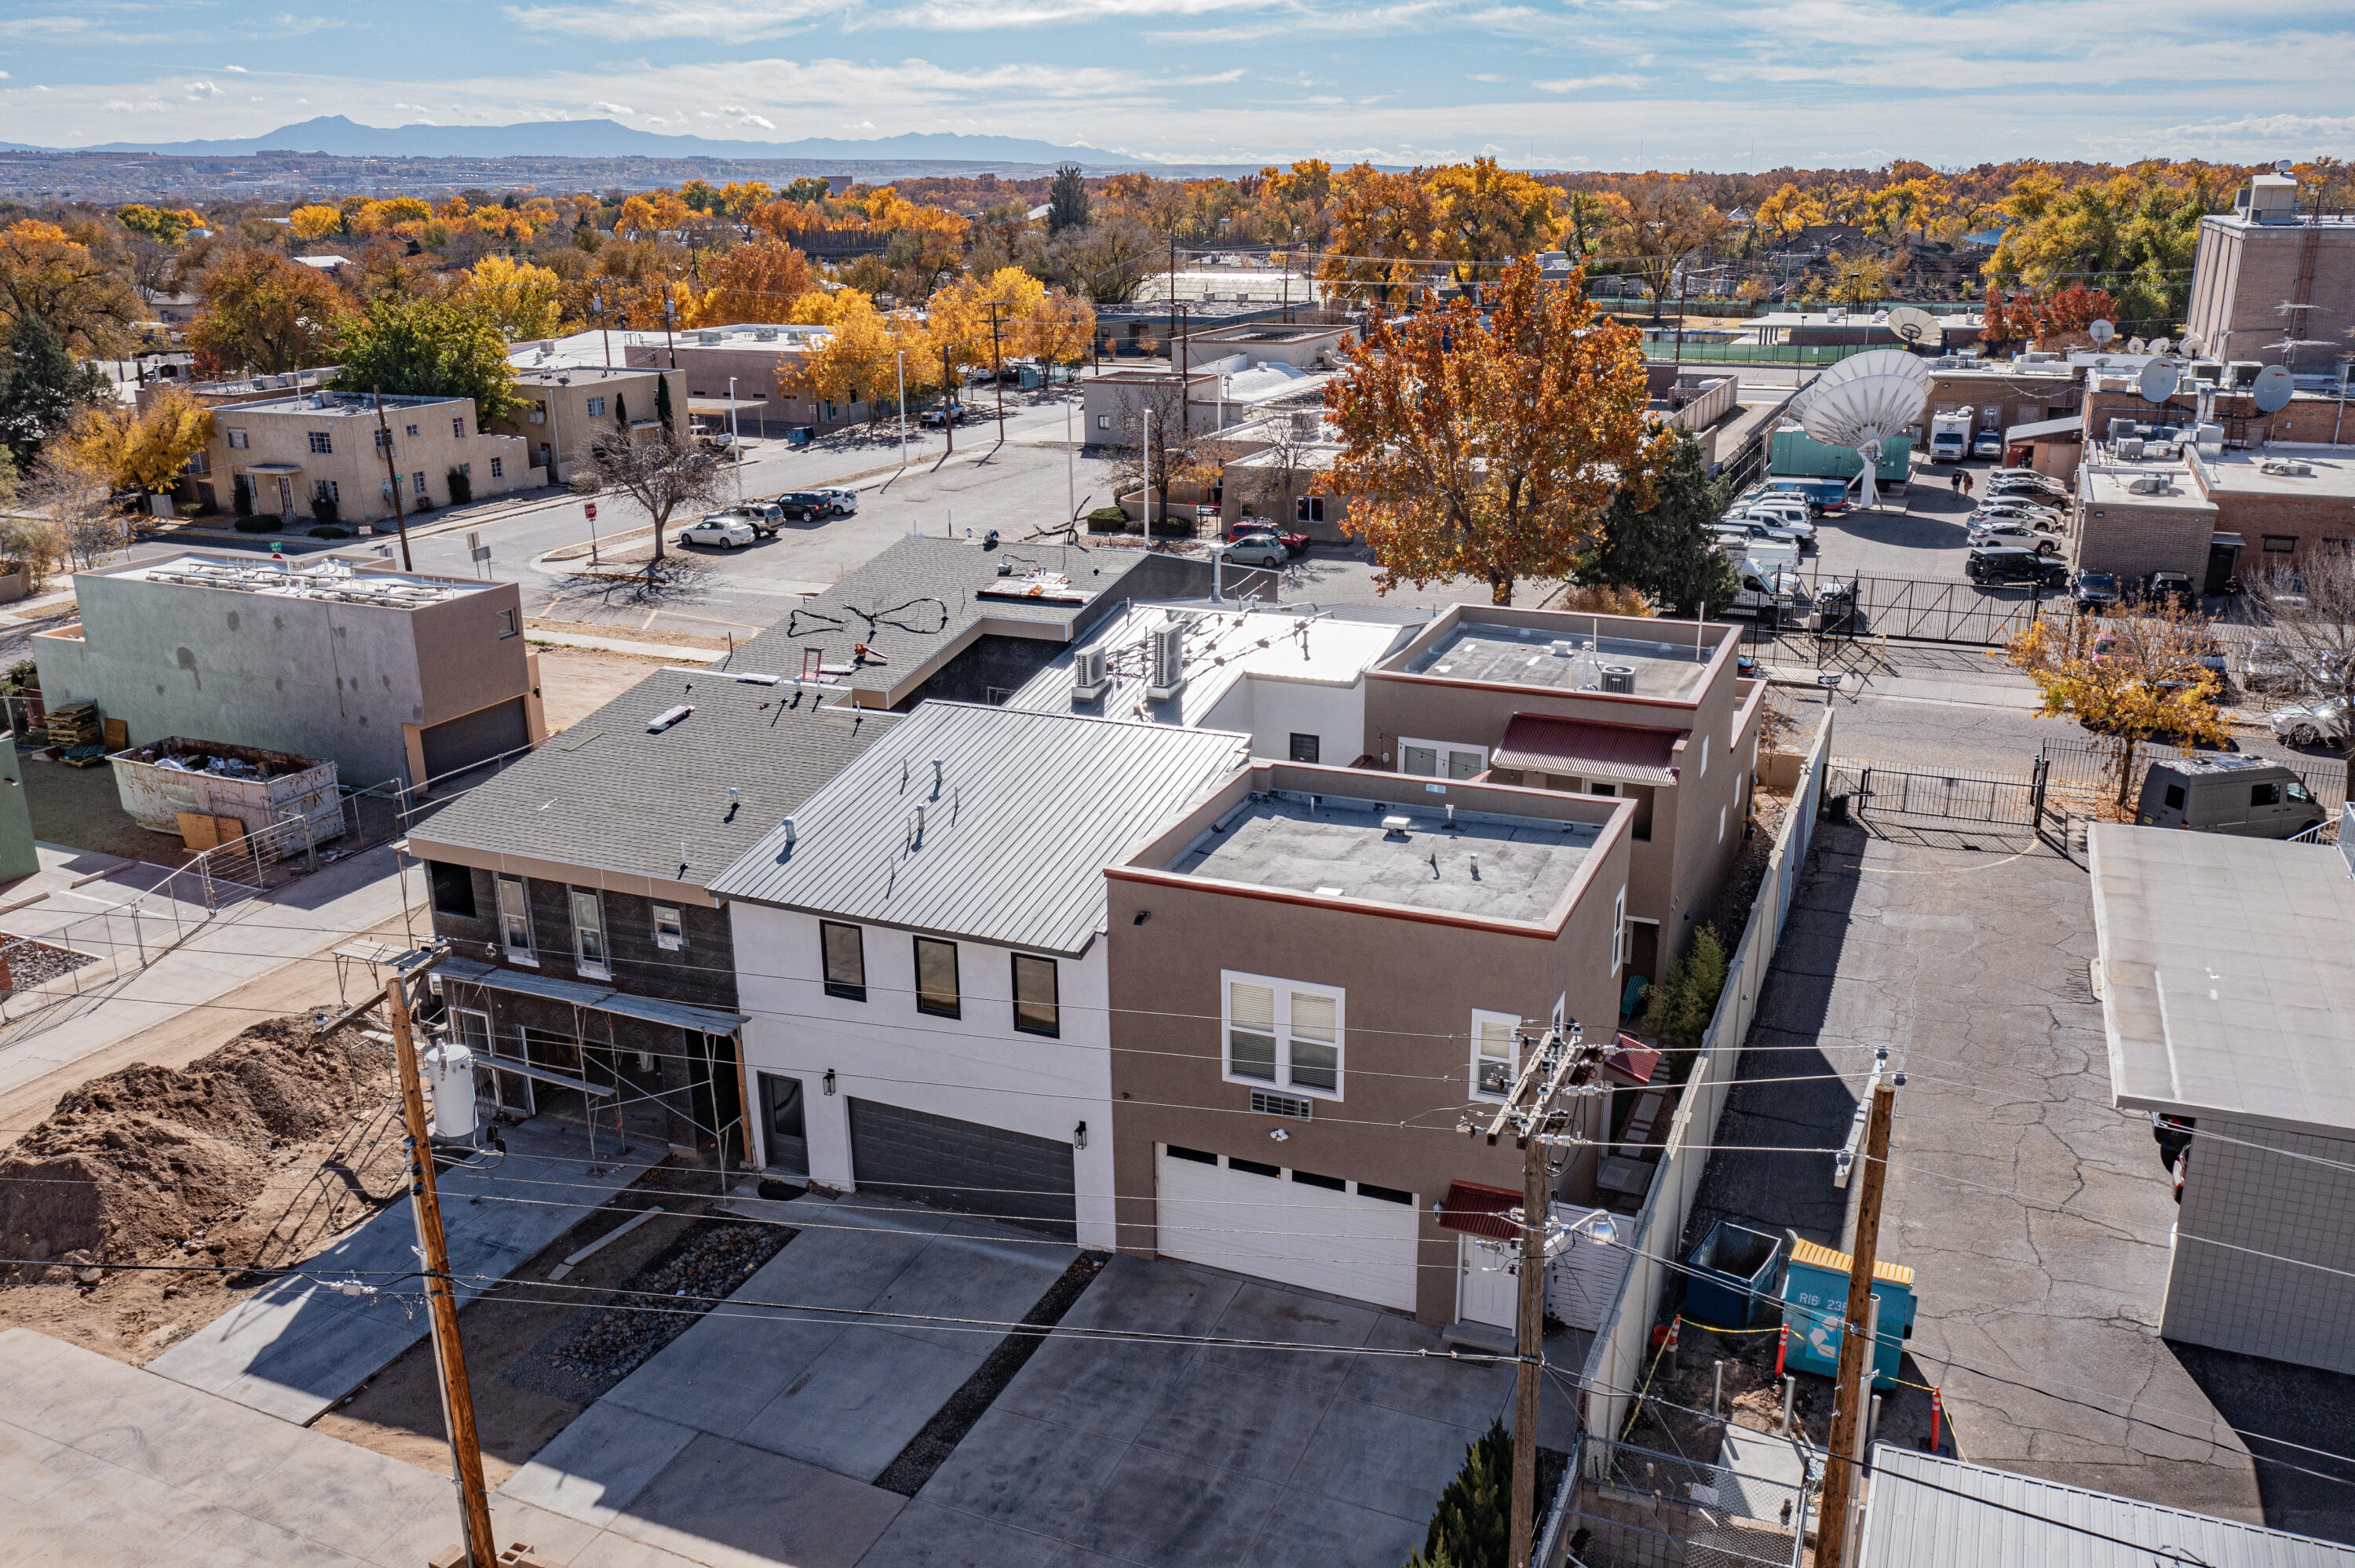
top-left (1320, 166), bottom-right (1438, 308)
top-left (0, 219), bottom-right (142, 353)
top-left (617, 191), bottom-right (693, 237)
top-left (1427, 158), bottom-right (1560, 285)
top-left (784, 295), bottom-right (928, 422)
top-left (349, 197), bottom-right (433, 235)
top-left (2006, 610), bottom-right (2229, 808)
top-left (64, 388), bottom-right (211, 496)
top-left (776, 288), bottom-right (871, 328)
top-left (1019, 288), bottom-right (1097, 370)
top-left (463, 254), bottom-right (564, 341)
top-left (287, 204), bottom-right (345, 239)
top-left (930, 267), bottom-right (1048, 374)
top-left (696, 240), bottom-right (813, 328)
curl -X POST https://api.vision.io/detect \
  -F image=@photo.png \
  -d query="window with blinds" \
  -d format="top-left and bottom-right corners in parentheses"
top-left (1472, 1010), bottom-right (1520, 1099)
top-left (1223, 972), bottom-right (1345, 1098)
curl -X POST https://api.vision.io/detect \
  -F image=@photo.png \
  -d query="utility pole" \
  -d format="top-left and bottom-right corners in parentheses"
top-left (1174, 301), bottom-right (1192, 437)
top-left (371, 389), bottom-right (414, 572)
top-left (940, 345), bottom-right (957, 458)
top-left (593, 293), bottom-right (611, 370)
top-left (1167, 234), bottom-right (1178, 350)
top-left (385, 957), bottom-right (496, 1568)
top-left (1815, 1075), bottom-right (1897, 1568)
top-left (986, 301), bottom-right (1007, 444)
top-left (662, 295), bottom-right (678, 370)
top-left (1478, 1009), bottom-right (1606, 1568)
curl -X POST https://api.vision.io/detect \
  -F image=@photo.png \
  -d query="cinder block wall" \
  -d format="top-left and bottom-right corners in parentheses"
top-left (2163, 1115), bottom-right (2355, 1374)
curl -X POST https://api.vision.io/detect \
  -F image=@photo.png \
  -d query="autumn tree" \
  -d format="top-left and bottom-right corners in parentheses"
top-left (189, 249), bottom-right (348, 374)
top-left (0, 219), bottom-right (142, 353)
top-left (116, 205), bottom-right (204, 245)
top-left (287, 204), bottom-right (346, 240)
top-left (785, 294), bottom-right (921, 426)
top-left (2007, 607), bottom-right (2229, 808)
top-left (336, 294), bottom-right (518, 424)
top-left (1603, 180), bottom-right (1732, 319)
top-left (1018, 288), bottom-right (1097, 371)
top-left (62, 387), bottom-right (210, 498)
top-left (1981, 166), bottom-right (2225, 333)
top-left (1327, 257), bottom-right (1661, 606)
top-left (1752, 183), bottom-right (1827, 246)
top-left (1427, 158), bottom-right (1560, 286)
top-left (697, 239), bottom-right (812, 327)
top-left (461, 254), bottom-right (564, 341)
top-left (1319, 166), bottom-right (1437, 308)
top-left (1578, 428), bottom-right (1738, 617)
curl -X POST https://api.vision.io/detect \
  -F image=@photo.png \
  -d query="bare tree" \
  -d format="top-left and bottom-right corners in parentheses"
top-left (2247, 546), bottom-right (2355, 752)
top-left (571, 428), bottom-right (728, 572)
top-left (1111, 377), bottom-right (1220, 535)
top-left (1237, 409), bottom-right (1321, 531)
top-left (21, 448), bottom-right (129, 572)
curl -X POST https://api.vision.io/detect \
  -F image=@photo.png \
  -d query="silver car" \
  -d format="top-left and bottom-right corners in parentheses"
top-left (2270, 695), bottom-right (2350, 748)
top-left (679, 515), bottom-right (758, 549)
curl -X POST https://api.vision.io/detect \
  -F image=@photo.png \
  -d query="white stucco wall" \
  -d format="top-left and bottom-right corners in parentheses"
top-left (1198, 673), bottom-right (1367, 767)
top-left (729, 902), bottom-right (1117, 1249)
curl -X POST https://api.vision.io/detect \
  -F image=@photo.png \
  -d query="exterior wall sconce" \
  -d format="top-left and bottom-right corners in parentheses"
top-left (822, 1069), bottom-right (837, 1096)
top-left (1074, 1121), bottom-right (1087, 1149)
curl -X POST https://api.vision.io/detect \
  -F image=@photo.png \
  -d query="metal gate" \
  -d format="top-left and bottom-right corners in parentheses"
top-left (1822, 574), bottom-right (2053, 646)
top-left (1829, 758), bottom-right (2046, 828)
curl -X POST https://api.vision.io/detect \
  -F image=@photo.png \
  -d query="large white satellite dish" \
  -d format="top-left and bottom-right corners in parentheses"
top-left (2181, 331), bottom-right (2207, 358)
top-left (2138, 363), bottom-right (2182, 404)
top-left (1797, 349), bottom-right (1931, 511)
top-left (2089, 319), bottom-right (2116, 345)
top-left (2149, 337), bottom-right (2173, 357)
top-left (2251, 365), bottom-right (2295, 414)
top-left (1886, 306), bottom-right (1939, 347)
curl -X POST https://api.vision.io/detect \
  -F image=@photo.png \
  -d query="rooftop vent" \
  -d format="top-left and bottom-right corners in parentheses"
top-left (647, 703), bottom-right (694, 733)
top-left (2118, 439), bottom-right (2145, 460)
top-left (2126, 475), bottom-right (2167, 495)
top-left (754, 326), bottom-right (777, 341)
top-left (1072, 646), bottom-right (1110, 701)
top-left (2262, 458), bottom-right (2315, 477)
top-left (1381, 814), bottom-right (1413, 838)
top-left (696, 329), bottom-right (722, 345)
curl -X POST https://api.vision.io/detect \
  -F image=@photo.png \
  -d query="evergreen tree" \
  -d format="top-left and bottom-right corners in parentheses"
top-left (654, 374), bottom-right (675, 432)
top-left (1047, 165), bottom-right (1091, 235)
top-left (614, 392), bottom-right (630, 432)
top-left (1405, 1420), bottom-right (1513, 1568)
top-left (1580, 428), bottom-right (1738, 618)
top-left (0, 314), bottom-right (109, 465)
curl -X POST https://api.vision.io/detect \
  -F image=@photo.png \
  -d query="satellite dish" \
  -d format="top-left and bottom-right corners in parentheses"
top-left (2274, 159), bottom-right (2295, 174)
top-left (2149, 337), bottom-right (2173, 356)
top-left (2127, 336), bottom-right (2148, 355)
top-left (2251, 364), bottom-right (2295, 414)
top-left (1796, 348), bottom-right (1931, 512)
top-left (2180, 331), bottom-right (2207, 358)
top-left (1886, 306), bottom-right (1939, 346)
top-left (2088, 319), bottom-right (2116, 345)
top-left (2138, 363), bottom-right (2181, 404)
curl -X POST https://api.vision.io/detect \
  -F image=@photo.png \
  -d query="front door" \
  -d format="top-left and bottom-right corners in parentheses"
top-left (758, 1071), bottom-right (809, 1174)
top-left (2204, 538), bottom-right (2242, 597)
top-left (1459, 1234), bottom-right (1520, 1329)
top-left (276, 475), bottom-right (294, 521)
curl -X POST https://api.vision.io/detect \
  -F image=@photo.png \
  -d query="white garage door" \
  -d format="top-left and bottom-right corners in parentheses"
top-left (1154, 1145), bottom-right (1420, 1312)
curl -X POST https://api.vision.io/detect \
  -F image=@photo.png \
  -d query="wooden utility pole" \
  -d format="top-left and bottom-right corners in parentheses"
top-left (371, 389), bottom-right (414, 572)
top-left (1479, 1012), bottom-right (1602, 1568)
top-left (1815, 1077), bottom-right (1896, 1568)
top-left (986, 301), bottom-right (1007, 444)
top-left (385, 963), bottom-right (496, 1568)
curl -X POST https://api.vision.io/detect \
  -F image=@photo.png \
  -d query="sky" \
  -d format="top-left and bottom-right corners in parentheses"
top-left (2, 0), bottom-right (2353, 167)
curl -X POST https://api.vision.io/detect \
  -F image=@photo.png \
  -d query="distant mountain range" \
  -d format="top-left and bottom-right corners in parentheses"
top-left (55, 115), bottom-right (1155, 169)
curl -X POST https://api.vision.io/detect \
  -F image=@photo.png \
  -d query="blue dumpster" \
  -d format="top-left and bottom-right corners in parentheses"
top-left (1779, 1238), bottom-right (1915, 1391)
top-left (1682, 1220), bottom-right (1784, 1329)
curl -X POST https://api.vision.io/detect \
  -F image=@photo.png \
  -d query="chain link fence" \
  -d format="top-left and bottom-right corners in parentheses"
top-left (1551, 1435), bottom-right (1807, 1568)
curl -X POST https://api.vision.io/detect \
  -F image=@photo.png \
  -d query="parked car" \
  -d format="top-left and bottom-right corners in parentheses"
top-left (812, 487), bottom-right (860, 515)
top-left (678, 516), bottom-right (757, 549)
top-left (1755, 477), bottom-right (1851, 515)
top-left (1226, 520), bottom-right (1309, 554)
top-left (2269, 695), bottom-right (2351, 748)
top-left (1966, 520), bottom-right (2062, 555)
top-left (1716, 516), bottom-right (1806, 549)
top-left (721, 502), bottom-right (785, 537)
top-left (1735, 505), bottom-right (1817, 545)
top-left (1970, 499), bottom-right (2062, 527)
top-left (1972, 432), bottom-right (2004, 459)
top-left (2134, 755), bottom-right (2328, 837)
top-left (1219, 536), bottom-right (1290, 568)
top-left (2138, 571), bottom-right (2198, 611)
top-left (1987, 469), bottom-right (2066, 492)
top-left (919, 403), bottom-right (973, 427)
top-left (1966, 546), bottom-right (2069, 588)
top-left (2071, 571), bottom-right (2120, 614)
top-left (779, 490), bottom-right (845, 519)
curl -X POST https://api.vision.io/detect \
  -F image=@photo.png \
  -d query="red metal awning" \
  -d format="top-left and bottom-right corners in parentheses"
top-left (1492, 715), bottom-right (1682, 786)
top-left (1603, 1034), bottom-right (1661, 1087)
top-left (1437, 1180), bottom-right (1522, 1242)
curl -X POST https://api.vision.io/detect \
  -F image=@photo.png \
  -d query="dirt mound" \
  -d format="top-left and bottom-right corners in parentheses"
top-left (0, 1017), bottom-right (395, 1279)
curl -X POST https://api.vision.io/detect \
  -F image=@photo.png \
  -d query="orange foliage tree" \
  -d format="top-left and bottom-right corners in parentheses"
top-left (697, 240), bottom-right (813, 326)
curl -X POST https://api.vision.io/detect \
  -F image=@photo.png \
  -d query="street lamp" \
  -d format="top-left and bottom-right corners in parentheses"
top-left (1139, 406), bottom-right (1155, 541)
top-left (726, 376), bottom-right (743, 501)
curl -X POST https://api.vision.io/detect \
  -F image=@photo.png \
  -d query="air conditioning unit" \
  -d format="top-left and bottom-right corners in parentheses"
top-left (1250, 1089), bottom-right (1313, 1120)
top-left (2262, 458), bottom-right (2315, 477)
top-left (2118, 439), bottom-right (2145, 460)
top-left (1601, 665), bottom-right (1637, 694)
top-left (2108, 418), bottom-right (2138, 441)
top-left (1146, 622), bottom-right (1186, 699)
top-left (1072, 646), bottom-right (1110, 701)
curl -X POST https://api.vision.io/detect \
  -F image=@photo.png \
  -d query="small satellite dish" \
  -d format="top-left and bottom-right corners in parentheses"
top-left (2274, 159), bottom-right (2295, 174)
top-left (1885, 306), bottom-right (1939, 346)
top-left (2149, 337), bottom-right (2173, 356)
top-left (2251, 364), bottom-right (2295, 414)
top-left (2181, 331), bottom-right (2207, 358)
top-left (2138, 363), bottom-right (2181, 403)
top-left (2089, 319), bottom-right (2116, 345)
top-left (2127, 336), bottom-right (2148, 355)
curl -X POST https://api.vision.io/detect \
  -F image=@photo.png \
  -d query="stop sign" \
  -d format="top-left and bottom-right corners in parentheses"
top-left (584, 501), bottom-right (597, 521)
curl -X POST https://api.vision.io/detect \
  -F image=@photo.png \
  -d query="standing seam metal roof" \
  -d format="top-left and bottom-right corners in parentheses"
top-left (709, 702), bottom-right (1250, 955)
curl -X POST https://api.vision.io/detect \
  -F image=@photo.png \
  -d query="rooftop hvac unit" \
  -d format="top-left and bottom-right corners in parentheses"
top-left (2118, 439), bottom-right (2145, 460)
top-left (2262, 459), bottom-right (2315, 477)
top-left (1146, 622), bottom-right (1186, 699)
top-left (1072, 646), bottom-right (1110, 701)
top-left (2109, 418), bottom-right (2138, 441)
top-left (697, 329), bottom-right (722, 345)
top-left (2127, 475), bottom-right (2167, 495)
top-left (754, 326), bottom-right (777, 341)
top-left (1600, 665), bottom-right (1637, 694)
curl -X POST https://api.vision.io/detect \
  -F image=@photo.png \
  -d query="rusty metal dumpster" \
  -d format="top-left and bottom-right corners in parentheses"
top-left (111, 738), bottom-right (343, 861)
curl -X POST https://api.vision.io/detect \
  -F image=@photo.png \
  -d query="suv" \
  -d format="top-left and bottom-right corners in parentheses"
top-left (1966, 546), bottom-right (2068, 588)
top-left (779, 490), bottom-right (845, 519)
top-left (2071, 571), bottom-right (2120, 614)
top-left (1966, 520), bottom-right (2061, 555)
top-left (2138, 571), bottom-right (2197, 611)
top-left (1717, 516), bottom-right (1806, 549)
top-left (723, 502), bottom-right (785, 537)
top-left (1972, 431), bottom-right (2004, 459)
top-left (1227, 519), bottom-right (1309, 554)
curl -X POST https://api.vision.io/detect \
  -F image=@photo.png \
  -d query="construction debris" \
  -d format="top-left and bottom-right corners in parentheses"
top-left (45, 701), bottom-right (102, 749)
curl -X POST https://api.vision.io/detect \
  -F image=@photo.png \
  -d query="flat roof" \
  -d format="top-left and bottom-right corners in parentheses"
top-left (219, 390), bottom-right (460, 417)
top-left (2088, 823), bottom-right (2355, 1132)
top-left (710, 702), bottom-right (1250, 955)
top-left (1393, 618), bottom-right (1724, 702)
top-left (1862, 1446), bottom-right (2355, 1568)
top-left (513, 365), bottom-right (661, 385)
top-left (2196, 443), bottom-right (2355, 501)
top-left (1167, 790), bottom-right (1601, 924)
top-left (99, 553), bottom-right (491, 605)
top-left (2082, 463), bottom-right (2218, 512)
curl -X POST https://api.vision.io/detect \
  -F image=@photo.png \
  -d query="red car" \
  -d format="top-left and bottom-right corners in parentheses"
top-left (1226, 520), bottom-right (1309, 555)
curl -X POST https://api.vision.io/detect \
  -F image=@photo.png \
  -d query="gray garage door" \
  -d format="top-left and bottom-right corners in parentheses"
top-left (418, 697), bottom-right (531, 785)
top-left (847, 1098), bottom-right (1076, 1241)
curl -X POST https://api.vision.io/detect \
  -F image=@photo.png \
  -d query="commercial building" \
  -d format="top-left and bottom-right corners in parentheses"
top-left (2087, 823), bottom-right (2355, 1376)
top-left (2068, 439), bottom-right (2355, 591)
top-left (1170, 320), bottom-right (1353, 372)
top-left (493, 363), bottom-right (688, 485)
top-left (1736, 310), bottom-right (1984, 352)
top-left (711, 703), bottom-right (1250, 1247)
top-left (513, 324), bottom-right (856, 439)
top-left (2183, 173), bottom-right (2355, 377)
top-left (190, 389), bottom-right (532, 525)
top-left (32, 552), bottom-right (544, 789)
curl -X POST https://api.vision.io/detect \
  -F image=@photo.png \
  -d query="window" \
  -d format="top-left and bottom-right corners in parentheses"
top-left (1358, 1182), bottom-right (1412, 1205)
top-left (586, 396), bottom-right (607, 418)
top-left (452, 417), bottom-right (466, 438)
top-left (404, 423), bottom-right (421, 437)
top-left (1097, 414), bottom-right (1112, 431)
top-left (818, 921), bottom-right (870, 999)
top-left (1400, 738), bottom-right (1484, 779)
top-left (2288, 779), bottom-right (2317, 804)
top-left (489, 457), bottom-right (503, 479)
top-left (495, 875), bottom-right (535, 962)
top-left (497, 608), bottom-right (518, 637)
top-left (308, 430), bottom-right (333, 454)
top-left (184, 450), bottom-right (208, 476)
top-left (1613, 884), bottom-right (1627, 970)
top-left (1224, 972), bottom-right (1344, 1096)
top-left (1290, 1169), bottom-right (1345, 1191)
top-left (2251, 782), bottom-right (2283, 807)
top-left (652, 905), bottom-right (685, 950)
top-left (2264, 535), bottom-right (2298, 553)
top-left (2163, 783), bottom-right (2186, 810)
top-left (1013, 954), bottom-right (1060, 1036)
top-left (915, 937), bottom-right (961, 1018)
top-left (1229, 1156), bottom-right (1282, 1178)
top-left (313, 480), bottom-right (339, 503)
top-left (570, 889), bottom-right (609, 978)
top-left (1590, 782), bottom-right (1617, 797)
top-left (227, 428), bottom-right (249, 450)
top-left (374, 428), bottom-right (393, 457)
top-left (1298, 496), bottom-right (1325, 523)
top-left (1166, 1143), bottom-right (1216, 1165)
top-left (428, 862), bottom-right (476, 919)
top-left (1288, 732), bottom-right (1320, 764)
top-left (412, 470), bottom-right (429, 496)
top-left (457, 461), bottom-right (472, 477)
top-left (1472, 1008), bottom-right (1519, 1098)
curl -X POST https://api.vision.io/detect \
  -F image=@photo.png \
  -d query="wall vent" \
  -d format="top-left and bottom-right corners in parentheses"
top-left (1251, 1089), bottom-right (1313, 1120)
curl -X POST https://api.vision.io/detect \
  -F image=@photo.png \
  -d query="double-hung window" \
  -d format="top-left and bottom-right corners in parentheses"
top-left (308, 429), bottom-right (333, 454)
top-left (570, 889), bottom-right (609, 979)
top-left (1013, 954), bottom-right (1059, 1036)
top-left (1471, 1009), bottom-right (1520, 1098)
top-left (1224, 972), bottom-right (1344, 1097)
top-left (821, 921), bottom-right (867, 1001)
top-left (915, 937), bottom-right (961, 1018)
top-left (652, 904), bottom-right (685, 950)
top-left (495, 876), bottom-right (535, 963)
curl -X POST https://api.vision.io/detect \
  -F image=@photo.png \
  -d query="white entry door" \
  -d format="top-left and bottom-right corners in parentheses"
top-left (1155, 1147), bottom-right (1419, 1312)
top-left (1458, 1234), bottom-right (1520, 1329)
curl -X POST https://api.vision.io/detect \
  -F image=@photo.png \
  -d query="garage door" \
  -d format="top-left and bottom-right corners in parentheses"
top-left (1154, 1145), bottom-right (1419, 1312)
top-left (847, 1098), bottom-right (1076, 1241)
top-left (418, 697), bottom-right (531, 786)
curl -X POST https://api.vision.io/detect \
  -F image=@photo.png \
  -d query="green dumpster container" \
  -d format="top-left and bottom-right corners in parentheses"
top-left (1779, 1237), bottom-right (1914, 1391)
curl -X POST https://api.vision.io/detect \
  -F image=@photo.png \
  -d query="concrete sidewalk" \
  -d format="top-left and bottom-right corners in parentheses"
top-left (149, 1118), bottom-right (657, 1424)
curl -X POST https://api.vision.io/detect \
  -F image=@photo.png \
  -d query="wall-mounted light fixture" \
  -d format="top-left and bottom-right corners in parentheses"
top-left (1073, 1121), bottom-right (1088, 1149)
top-left (822, 1069), bottom-right (837, 1096)
top-left (1133, 910), bottom-right (1151, 925)
top-left (1269, 1127), bottom-right (1290, 1143)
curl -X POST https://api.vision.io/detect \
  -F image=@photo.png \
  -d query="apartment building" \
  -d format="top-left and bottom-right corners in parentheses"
top-left (2183, 173), bottom-right (2355, 374)
top-left (1105, 763), bottom-right (1633, 1324)
top-left (710, 704), bottom-right (1249, 1246)
top-left (196, 389), bottom-right (532, 525)
top-left (619, 323), bottom-right (862, 437)
top-left (495, 364), bottom-right (686, 484)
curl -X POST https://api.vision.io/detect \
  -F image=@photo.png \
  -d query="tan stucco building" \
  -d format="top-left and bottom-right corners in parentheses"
top-left (494, 364), bottom-right (686, 485)
top-left (195, 390), bottom-right (534, 526)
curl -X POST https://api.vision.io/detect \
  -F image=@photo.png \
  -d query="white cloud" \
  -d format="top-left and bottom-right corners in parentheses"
top-left (843, 119), bottom-right (875, 129)
top-left (1532, 73), bottom-right (1646, 92)
top-left (1466, 72), bottom-right (1503, 82)
top-left (588, 100), bottom-right (635, 115)
top-left (187, 80), bottom-right (221, 98)
top-left (224, 64), bottom-right (246, 72)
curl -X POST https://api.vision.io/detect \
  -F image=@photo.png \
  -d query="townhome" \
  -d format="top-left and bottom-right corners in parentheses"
top-left (710, 703), bottom-right (1249, 1246)
top-left (495, 364), bottom-right (687, 483)
top-left (203, 389), bottom-right (532, 526)
top-left (1104, 762), bottom-right (1634, 1326)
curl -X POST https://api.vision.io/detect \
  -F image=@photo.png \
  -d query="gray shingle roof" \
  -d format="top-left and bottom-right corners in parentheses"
top-left (414, 665), bottom-right (900, 888)
top-left (710, 703), bottom-right (1251, 955)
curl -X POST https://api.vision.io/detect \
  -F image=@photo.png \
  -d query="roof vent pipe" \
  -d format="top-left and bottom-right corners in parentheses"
top-left (779, 817), bottom-right (797, 854)
top-left (931, 759), bottom-right (944, 796)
